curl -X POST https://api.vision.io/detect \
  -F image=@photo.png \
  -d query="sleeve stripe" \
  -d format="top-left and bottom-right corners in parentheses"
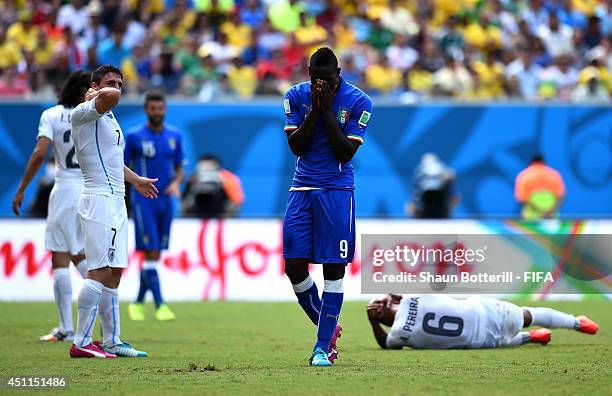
top-left (348, 134), bottom-right (364, 143)
top-left (284, 125), bottom-right (298, 132)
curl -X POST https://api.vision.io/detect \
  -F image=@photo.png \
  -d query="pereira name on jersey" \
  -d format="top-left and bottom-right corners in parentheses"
top-left (71, 98), bottom-right (125, 196)
top-left (283, 78), bottom-right (372, 190)
top-left (37, 105), bottom-right (83, 189)
top-left (386, 295), bottom-right (484, 349)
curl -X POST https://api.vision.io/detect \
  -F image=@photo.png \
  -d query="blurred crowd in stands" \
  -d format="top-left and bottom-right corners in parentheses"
top-left (0, 0), bottom-right (610, 101)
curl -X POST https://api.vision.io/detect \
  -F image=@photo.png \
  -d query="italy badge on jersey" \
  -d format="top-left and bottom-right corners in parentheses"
top-left (284, 99), bottom-right (291, 114)
top-left (338, 108), bottom-right (349, 124)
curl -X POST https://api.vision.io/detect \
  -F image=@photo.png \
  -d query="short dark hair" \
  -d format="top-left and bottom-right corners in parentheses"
top-left (144, 90), bottom-right (166, 106)
top-left (309, 47), bottom-right (338, 69)
top-left (58, 70), bottom-right (91, 108)
top-left (91, 64), bottom-right (123, 85)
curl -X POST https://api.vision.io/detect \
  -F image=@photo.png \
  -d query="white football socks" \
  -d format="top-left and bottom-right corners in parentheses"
top-left (52, 268), bottom-right (73, 333)
top-left (74, 279), bottom-right (102, 347)
top-left (525, 307), bottom-right (578, 329)
top-left (99, 287), bottom-right (122, 347)
top-left (323, 279), bottom-right (344, 293)
top-left (74, 259), bottom-right (89, 278)
top-left (506, 332), bottom-right (531, 346)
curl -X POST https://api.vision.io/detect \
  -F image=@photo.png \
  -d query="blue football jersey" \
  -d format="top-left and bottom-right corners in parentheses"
top-left (124, 124), bottom-right (185, 196)
top-left (283, 78), bottom-right (372, 190)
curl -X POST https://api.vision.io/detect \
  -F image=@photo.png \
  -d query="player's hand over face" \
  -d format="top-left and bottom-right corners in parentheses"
top-left (12, 189), bottom-right (24, 216)
top-left (367, 301), bottom-right (384, 321)
top-left (165, 181), bottom-right (181, 198)
top-left (135, 177), bottom-right (159, 199)
top-left (310, 83), bottom-right (320, 113)
top-left (317, 80), bottom-right (334, 114)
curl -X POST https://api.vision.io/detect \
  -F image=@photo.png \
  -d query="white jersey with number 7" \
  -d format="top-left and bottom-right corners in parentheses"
top-left (71, 98), bottom-right (125, 196)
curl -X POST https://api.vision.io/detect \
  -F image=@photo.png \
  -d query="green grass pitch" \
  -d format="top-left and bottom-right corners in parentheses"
top-left (0, 300), bottom-right (610, 395)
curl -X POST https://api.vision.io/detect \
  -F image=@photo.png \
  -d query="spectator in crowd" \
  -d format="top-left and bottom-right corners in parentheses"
top-left (366, 54), bottom-right (402, 95)
top-left (406, 61), bottom-right (433, 98)
top-left (572, 66), bottom-right (610, 101)
top-left (7, 9), bottom-right (38, 52)
top-left (182, 155), bottom-right (244, 218)
top-left (432, 55), bottom-right (473, 98)
top-left (537, 12), bottom-right (574, 58)
top-left (472, 51), bottom-right (505, 99)
top-left (0, 25), bottom-right (22, 69)
top-left (0, 66), bottom-right (30, 96)
top-left (227, 56), bottom-right (257, 98)
top-left (408, 153), bottom-right (459, 219)
top-left (380, 0), bottom-right (418, 36)
top-left (56, 0), bottom-right (89, 37)
top-left (240, 0), bottom-right (266, 29)
top-left (97, 23), bottom-right (130, 67)
top-left (386, 35), bottom-right (418, 73)
top-left (268, 0), bottom-right (302, 34)
top-left (506, 49), bottom-right (543, 100)
top-left (514, 154), bottom-right (565, 220)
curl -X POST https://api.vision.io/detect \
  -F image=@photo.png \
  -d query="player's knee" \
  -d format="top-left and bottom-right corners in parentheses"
top-left (284, 259), bottom-right (309, 284)
top-left (323, 264), bottom-right (345, 280)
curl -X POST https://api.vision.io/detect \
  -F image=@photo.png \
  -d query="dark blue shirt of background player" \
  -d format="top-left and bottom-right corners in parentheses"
top-left (123, 90), bottom-right (184, 320)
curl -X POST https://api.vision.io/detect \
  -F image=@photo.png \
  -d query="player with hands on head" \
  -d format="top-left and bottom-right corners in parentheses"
top-left (282, 47), bottom-right (372, 366)
top-left (69, 64), bottom-right (156, 359)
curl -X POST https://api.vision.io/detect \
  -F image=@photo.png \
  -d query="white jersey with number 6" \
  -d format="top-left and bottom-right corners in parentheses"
top-left (37, 105), bottom-right (83, 189)
top-left (386, 295), bottom-right (486, 349)
top-left (71, 98), bottom-right (125, 196)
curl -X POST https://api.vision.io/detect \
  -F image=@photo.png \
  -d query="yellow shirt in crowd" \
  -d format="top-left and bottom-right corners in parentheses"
top-left (366, 63), bottom-right (402, 93)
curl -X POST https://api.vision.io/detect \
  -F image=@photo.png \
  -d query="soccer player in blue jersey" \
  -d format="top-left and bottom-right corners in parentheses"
top-left (124, 91), bottom-right (185, 321)
top-left (282, 47), bottom-right (372, 366)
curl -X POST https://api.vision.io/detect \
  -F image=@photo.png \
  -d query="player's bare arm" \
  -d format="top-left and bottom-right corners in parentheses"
top-left (124, 165), bottom-right (159, 199)
top-left (88, 87), bottom-right (121, 114)
top-left (367, 301), bottom-right (389, 349)
top-left (318, 80), bottom-right (360, 163)
top-left (13, 136), bottom-right (52, 216)
top-left (285, 88), bottom-right (319, 156)
top-left (165, 165), bottom-right (185, 197)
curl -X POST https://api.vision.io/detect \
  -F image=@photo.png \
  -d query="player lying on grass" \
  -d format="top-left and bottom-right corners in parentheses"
top-left (367, 294), bottom-right (598, 350)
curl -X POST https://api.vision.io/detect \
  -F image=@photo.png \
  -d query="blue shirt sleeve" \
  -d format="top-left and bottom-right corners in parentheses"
top-left (344, 95), bottom-right (372, 145)
top-left (174, 133), bottom-right (185, 167)
top-left (124, 132), bottom-right (136, 166)
top-left (283, 88), bottom-right (302, 133)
